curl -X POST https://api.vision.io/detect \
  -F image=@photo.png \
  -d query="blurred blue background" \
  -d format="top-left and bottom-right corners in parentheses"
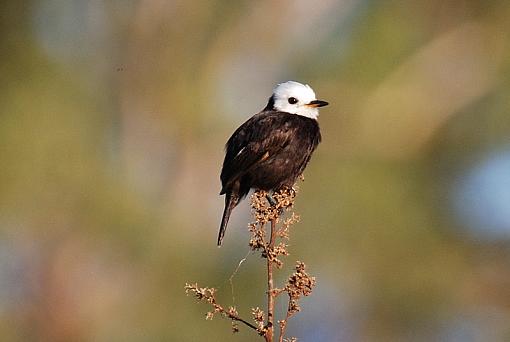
top-left (1, 0), bottom-right (510, 341)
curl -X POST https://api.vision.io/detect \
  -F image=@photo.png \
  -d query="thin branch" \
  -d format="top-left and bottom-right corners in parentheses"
top-left (228, 251), bottom-right (251, 305)
top-left (277, 297), bottom-right (292, 342)
top-left (265, 217), bottom-right (277, 342)
top-left (225, 309), bottom-right (261, 332)
top-left (184, 283), bottom-right (262, 335)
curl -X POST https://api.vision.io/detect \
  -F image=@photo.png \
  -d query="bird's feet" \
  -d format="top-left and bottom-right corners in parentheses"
top-left (288, 187), bottom-right (297, 198)
top-left (266, 194), bottom-right (277, 207)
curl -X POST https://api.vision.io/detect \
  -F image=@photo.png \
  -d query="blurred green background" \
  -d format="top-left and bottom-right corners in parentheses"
top-left (2, 0), bottom-right (510, 341)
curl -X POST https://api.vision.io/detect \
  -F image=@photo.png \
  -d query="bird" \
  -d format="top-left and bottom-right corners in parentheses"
top-left (217, 81), bottom-right (328, 246)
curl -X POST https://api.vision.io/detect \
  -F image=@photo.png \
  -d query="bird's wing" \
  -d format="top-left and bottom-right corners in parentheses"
top-left (220, 112), bottom-right (293, 192)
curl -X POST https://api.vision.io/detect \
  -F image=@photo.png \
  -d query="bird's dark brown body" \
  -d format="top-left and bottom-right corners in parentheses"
top-left (221, 111), bottom-right (320, 197)
top-left (218, 110), bottom-right (321, 245)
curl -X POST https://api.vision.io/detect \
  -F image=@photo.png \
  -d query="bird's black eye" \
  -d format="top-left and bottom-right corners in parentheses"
top-left (288, 97), bottom-right (298, 104)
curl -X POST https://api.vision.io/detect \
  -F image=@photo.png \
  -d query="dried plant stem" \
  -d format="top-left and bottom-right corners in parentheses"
top-left (186, 188), bottom-right (315, 341)
top-left (265, 218), bottom-right (277, 342)
top-left (211, 299), bottom-right (261, 331)
top-left (278, 299), bottom-right (292, 342)
top-left (228, 312), bottom-right (260, 331)
top-left (184, 283), bottom-right (262, 334)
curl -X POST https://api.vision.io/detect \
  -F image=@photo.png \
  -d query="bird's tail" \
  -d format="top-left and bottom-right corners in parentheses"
top-left (218, 193), bottom-right (239, 246)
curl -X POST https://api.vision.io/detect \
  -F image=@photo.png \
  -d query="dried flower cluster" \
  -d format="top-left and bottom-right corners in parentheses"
top-left (283, 338), bottom-right (298, 342)
top-left (285, 262), bottom-right (316, 316)
top-left (252, 307), bottom-right (265, 331)
top-left (185, 186), bottom-right (316, 342)
top-left (249, 188), bottom-right (299, 269)
top-left (250, 188), bottom-right (297, 224)
top-left (185, 283), bottom-right (261, 334)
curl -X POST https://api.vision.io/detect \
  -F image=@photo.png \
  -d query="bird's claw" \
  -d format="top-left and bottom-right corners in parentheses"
top-left (289, 187), bottom-right (297, 197)
top-left (266, 194), bottom-right (277, 207)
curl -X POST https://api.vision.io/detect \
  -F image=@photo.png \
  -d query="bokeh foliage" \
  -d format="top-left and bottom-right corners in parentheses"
top-left (1, 0), bottom-right (510, 341)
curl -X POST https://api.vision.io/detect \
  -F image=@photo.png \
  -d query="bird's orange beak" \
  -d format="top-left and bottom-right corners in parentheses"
top-left (306, 100), bottom-right (329, 108)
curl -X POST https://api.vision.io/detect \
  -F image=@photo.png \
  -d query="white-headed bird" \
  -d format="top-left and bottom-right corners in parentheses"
top-left (218, 81), bottom-right (328, 246)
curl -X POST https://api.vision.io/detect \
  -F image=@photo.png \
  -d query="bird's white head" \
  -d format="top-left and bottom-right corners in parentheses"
top-left (271, 81), bottom-right (328, 119)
